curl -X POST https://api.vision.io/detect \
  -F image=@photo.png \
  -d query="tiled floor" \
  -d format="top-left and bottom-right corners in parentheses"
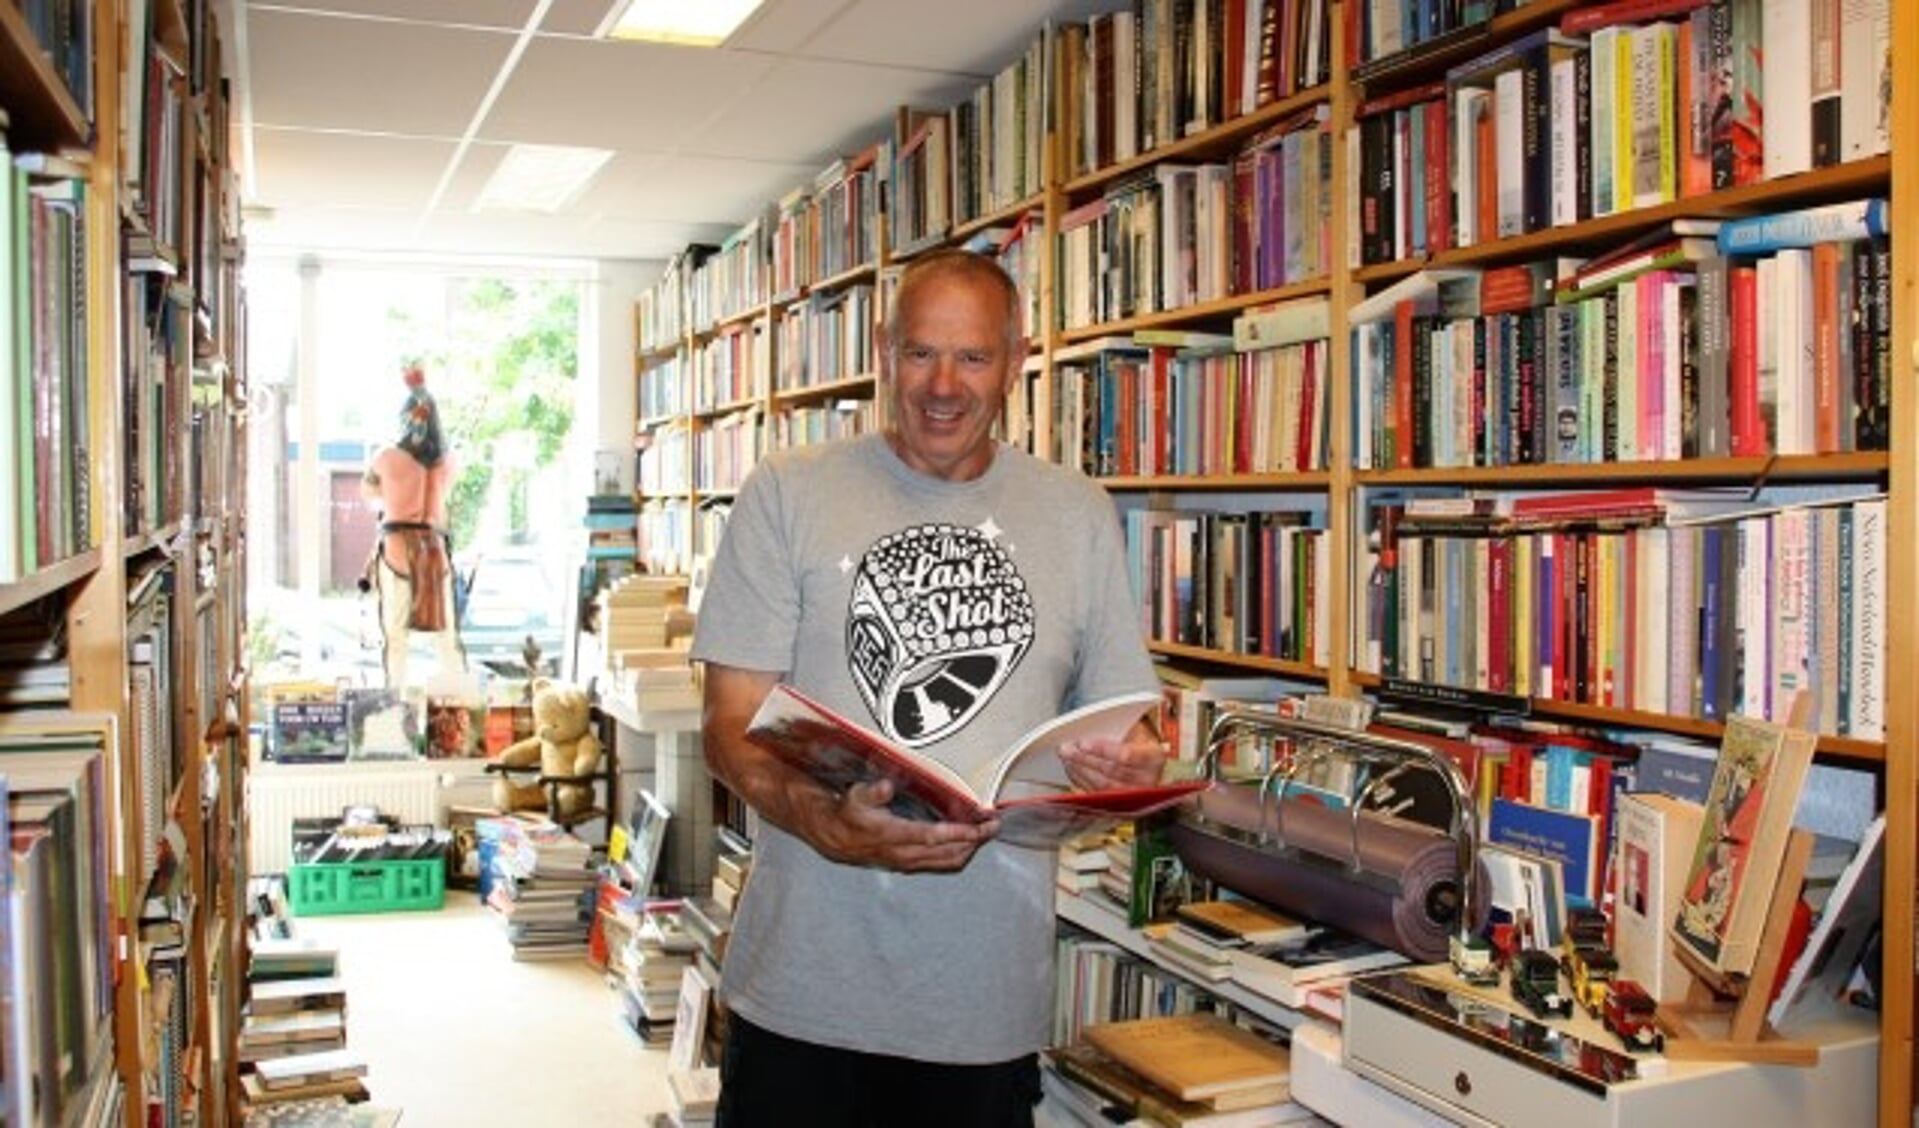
top-left (297, 897), bottom-right (672, 1126)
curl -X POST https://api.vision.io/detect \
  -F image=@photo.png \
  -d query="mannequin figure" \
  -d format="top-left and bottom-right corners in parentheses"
top-left (362, 362), bottom-right (466, 688)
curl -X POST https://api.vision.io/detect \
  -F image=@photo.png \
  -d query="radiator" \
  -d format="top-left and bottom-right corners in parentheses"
top-left (248, 761), bottom-right (463, 874)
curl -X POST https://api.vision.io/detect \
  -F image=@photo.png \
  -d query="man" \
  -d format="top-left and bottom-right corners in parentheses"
top-left (691, 250), bottom-right (1165, 1127)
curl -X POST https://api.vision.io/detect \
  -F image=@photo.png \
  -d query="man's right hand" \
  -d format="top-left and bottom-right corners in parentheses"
top-left (796, 778), bottom-right (997, 873)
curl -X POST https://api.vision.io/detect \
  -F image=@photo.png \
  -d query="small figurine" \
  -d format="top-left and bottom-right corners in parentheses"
top-left (1567, 945), bottom-right (1620, 1017)
top-left (1511, 948), bottom-right (1573, 1019)
top-left (1602, 978), bottom-right (1665, 1052)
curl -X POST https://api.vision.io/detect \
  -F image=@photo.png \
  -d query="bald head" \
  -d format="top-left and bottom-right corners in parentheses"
top-left (885, 249), bottom-right (1023, 356)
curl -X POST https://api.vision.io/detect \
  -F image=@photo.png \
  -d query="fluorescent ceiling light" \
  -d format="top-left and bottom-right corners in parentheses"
top-left (601, 0), bottom-right (765, 45)
top-left (476, 144), bottom-right (613, 214)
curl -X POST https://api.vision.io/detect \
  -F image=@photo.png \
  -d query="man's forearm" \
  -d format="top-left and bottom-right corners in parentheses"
top-left (703, 727), bottom-right (841, 845)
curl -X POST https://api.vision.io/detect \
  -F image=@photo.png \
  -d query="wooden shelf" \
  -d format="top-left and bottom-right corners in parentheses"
top-left (1353, 157), bottom-right (1893, 286)
top-left (806, 261), bottom-right (879, 295)
top-left (1146, 641), bottom-right (1329, 681)
top-left (1349, 673), bottom-right (1886, 764)
top-left (638, 343), bottom-right (680, 365)
top-left (1064, 84), bottom-right (1333, 197)
top-left (888, 231), bottom-right (949, 262)
top-left (1355, 452), bottom-right (1890, 488)
top-left (124, 520), bottom-right (187, 560)
top-left (1101, 471), bottom-right (1331, 491)
top-left (637, 413), bottom-right (681, 431)
top-left (0, 548), bottom-right (104, 617)
top-left (1348, 0), bottom-right (1584, 91)
top-left (773, 373), bottom-right (878, 407)
top-left (694, 487), bottom-right (738, 502)
top-left (692, 394), bottom-right (766, 420)
top-left (1060, 278), bottom-right (1332, 344)
top-left (0, 2), bottom-right (88, 152)
top-left (951, 194), bottom-right (1043, 243)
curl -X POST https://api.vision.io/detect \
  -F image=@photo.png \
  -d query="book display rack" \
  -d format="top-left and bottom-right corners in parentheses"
top-left (1, 0), bottom-right (251, 1123)
top-left (627, 0), bottom-right (1916, 1115)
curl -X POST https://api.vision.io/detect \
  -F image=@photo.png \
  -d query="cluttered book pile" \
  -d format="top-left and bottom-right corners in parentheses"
top-left (1044, 1011), bottom-right (1312, 1128)
top-left (480, 814), bottom-right (599, 960)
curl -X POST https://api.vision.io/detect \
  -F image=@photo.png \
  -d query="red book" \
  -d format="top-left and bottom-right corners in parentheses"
top-left (1394, 300), bottom-right (1417, 469)
top-left (1424, 98), bottom-right (1452, 253)
top-left (1488, 539), bottom-right (1512, 695)
top-left (1152, 349), bottom-right (1173, 474)
top-left (1811, 242), bottom-right (1841, 453)
top-left (1728, 265), bottom-right (1763, 455)
top-left (1561, 0), bottom-right (1708, 33)
top-left (1354, 81), bottom-right (1449, 119)
top-left (1224, 0), bottom-right (1247, 119)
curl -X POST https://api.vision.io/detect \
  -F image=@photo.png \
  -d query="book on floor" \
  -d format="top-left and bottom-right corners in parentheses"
top-left (744, 683), bottom-right (1205, 848)
top-left (254, 1049), bottom-right (369, 1091)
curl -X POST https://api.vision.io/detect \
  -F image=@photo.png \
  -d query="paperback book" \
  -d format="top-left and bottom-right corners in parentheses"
top-left (744, 684), bottom-right (1205, 848)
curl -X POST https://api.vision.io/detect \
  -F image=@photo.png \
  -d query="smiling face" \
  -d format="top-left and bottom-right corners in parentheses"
top-left (880, 256), bottom-right (1025, 482)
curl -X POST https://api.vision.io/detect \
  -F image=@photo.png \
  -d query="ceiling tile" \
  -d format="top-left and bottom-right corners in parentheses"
top-left (800, 0), bottom-right (1063, 73)
top-left (245, 0), bottom-right (539, 30)
top-left (579, 153), bottom-right (816, 226)
top-left (477, 37), bottom-right (777, 151)
top-left (249, 8), bottom-right (515, 135)
top-left (251, 127), bottom-right (459, 209)
top-left (688, 56), bottom-right (973, 165)
top-left (536, 0), bottom-right (618, 37)
top-left (726, 0), bottom-right (855, 53)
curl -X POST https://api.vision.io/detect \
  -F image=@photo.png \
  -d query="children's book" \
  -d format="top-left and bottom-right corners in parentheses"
top-left (1672, 714), bottom-right (1816, 977)
top-left (744, 684), bottom-right (1204, 848)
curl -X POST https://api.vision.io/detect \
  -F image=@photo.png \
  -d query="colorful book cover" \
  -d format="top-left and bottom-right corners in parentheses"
top-left (271, 702), bottom-right (348, 763)
top-left (1672, 714), bottom-right (1817, 975)
top-left (1487, 796), bottom-right (1601, 906)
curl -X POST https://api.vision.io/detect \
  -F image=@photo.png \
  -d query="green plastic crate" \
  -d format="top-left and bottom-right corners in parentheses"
top-left (288, 858), bottom-right (445, 916)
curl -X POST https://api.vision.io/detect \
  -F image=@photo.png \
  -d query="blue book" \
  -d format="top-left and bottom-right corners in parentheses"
top-left (1487, 796), bottom-right (1601, 907)
top-left (1409, 109), bottom-right (1428, 257)
top-left (1629, 739), bottom-right (1716, 805)
top-left (1716, 199), bottom-right (1890, 256)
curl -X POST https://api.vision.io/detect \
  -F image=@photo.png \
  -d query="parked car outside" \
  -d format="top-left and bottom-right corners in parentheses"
top-left (458, 549), bottom-right (567, 676)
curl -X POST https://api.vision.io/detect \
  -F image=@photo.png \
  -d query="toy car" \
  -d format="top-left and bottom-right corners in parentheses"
top-left (1603, 978), bottom-right (1665, 1052)
top-left (1566, 946), bottom-right (1619, 1017)
top-left (1510, 949), bottom-right (1573, 1018)
top-left (1565, 907), bottom-right (1609, 952)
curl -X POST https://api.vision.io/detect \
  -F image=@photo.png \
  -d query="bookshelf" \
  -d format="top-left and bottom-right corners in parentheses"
top-left (2, 0), bottom-right (251, 1124)
top-left (631, 1), bottom-right (1916, 1117)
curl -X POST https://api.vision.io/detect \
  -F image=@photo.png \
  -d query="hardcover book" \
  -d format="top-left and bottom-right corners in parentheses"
top-left (1611, 791), bottom-right (1705, 1000)
top-left (743, 683), bottom-right (1203, 848)
top-left (1083, 1011), bottom-right (1290, 1103)
top-left (1672, 713), bottom-right (1816, 976)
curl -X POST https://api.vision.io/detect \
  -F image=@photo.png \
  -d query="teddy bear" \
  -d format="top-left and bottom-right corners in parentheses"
top-left (492, 678), bottom-right (604, 820)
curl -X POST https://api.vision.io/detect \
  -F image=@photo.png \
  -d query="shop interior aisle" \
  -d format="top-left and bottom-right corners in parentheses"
top-left (298, 899), bottom-right (672, 1125)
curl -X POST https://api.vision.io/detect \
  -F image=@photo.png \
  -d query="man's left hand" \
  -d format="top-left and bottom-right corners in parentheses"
top-left (1059, 720), bottom-right (1167, 792)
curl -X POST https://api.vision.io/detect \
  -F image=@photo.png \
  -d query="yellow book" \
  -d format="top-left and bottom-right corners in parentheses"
top-left (1613, 33), bottom-right (1634, 216)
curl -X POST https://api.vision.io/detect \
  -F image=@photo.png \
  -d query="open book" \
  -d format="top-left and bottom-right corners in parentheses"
top-left (745, 684), bottom-right (1207, 848)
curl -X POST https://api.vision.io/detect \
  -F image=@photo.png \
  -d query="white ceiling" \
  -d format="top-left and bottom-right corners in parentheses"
top-left (229, 0), bottom-right (1108, 264)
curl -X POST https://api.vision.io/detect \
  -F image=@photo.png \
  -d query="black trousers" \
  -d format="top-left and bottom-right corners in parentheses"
top-left (716, 1013), bottom-right (1042, 1128)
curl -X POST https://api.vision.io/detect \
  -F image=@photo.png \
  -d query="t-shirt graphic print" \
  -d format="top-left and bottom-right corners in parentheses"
top-left (845, 520), bottom-right (1035, 747)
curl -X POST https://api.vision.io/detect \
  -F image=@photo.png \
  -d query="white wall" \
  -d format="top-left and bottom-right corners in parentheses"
top-left (576, 259), bottom-right (665, 495)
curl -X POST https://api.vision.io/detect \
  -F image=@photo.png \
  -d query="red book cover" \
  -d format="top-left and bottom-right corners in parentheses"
top-left (1153, 349), bottom-right (1173, 474)
top-left (1728, 264), bottom-right (1763, 455)
top-left (1424, 98), bottom-right (1451, 253)
top-left (1354, 81), bottom-right (1449, 119)
top-left (1561, 0), bottom-right (1708, 33)
top-left (1393, 300), bottom-right (1417, 469)
top-left (1225, 0), bottom-right (1246, 119)
top-left (1488, 539), bottom-right (1512, 694)
top-left (1811, 241), bottom-right (1841, 453)
top-left (1232, 149), bottom-right (1256, 295)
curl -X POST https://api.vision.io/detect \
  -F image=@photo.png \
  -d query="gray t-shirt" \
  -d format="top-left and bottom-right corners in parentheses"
top-left (690, 434), bottom-right (1156, 1064)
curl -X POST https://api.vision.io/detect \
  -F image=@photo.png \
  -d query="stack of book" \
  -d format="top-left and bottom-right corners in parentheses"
top-left (1145, 899), bottom-right (1311, 986)
top-left (595, 575), bottom-right (698, 711)
top-left (664, 1065), bottom-right (720, 1128)
top-left (613, 903), bottom-right (697, 1045)
top-left (240, 976), bottom-right (362, 1113)
top-left (1055, 832), bottom-right (1117, 897)
top-left (483, 817), bottom-right (598, 960)
top-left (1046, 1011), bottom-right (1308, 1128)
top-left (711, 840), bottom-right (751, 916)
